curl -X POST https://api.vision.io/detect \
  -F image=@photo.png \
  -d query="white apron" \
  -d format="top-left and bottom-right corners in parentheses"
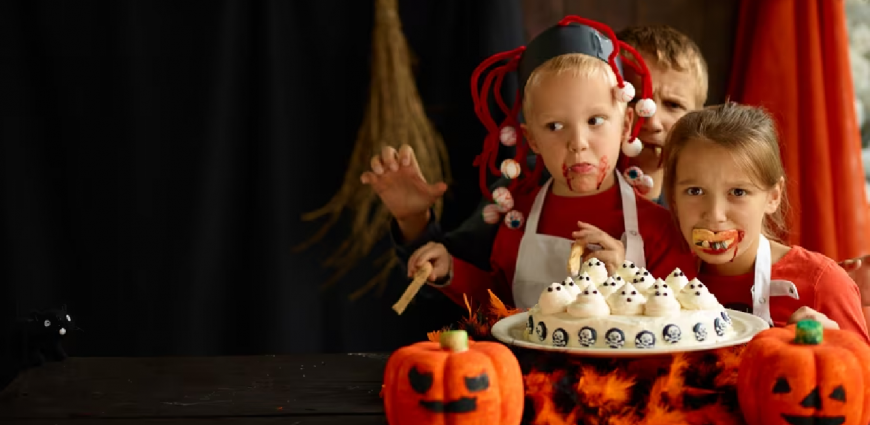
top-left (751, 234), bottom-right (800, 327)
top-left (511, 171), bottom-right (645, 309)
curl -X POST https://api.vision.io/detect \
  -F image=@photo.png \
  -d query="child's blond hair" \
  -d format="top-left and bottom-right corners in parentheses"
top-left (662, 103), bottom-right (788, 242)
top-left (522, 53), bottom-right (626, 120)
top-left (617, 25), bottom-right (709, 107)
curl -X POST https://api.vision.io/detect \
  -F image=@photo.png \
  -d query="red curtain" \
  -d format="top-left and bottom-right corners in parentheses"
top-left (728, 0), bottom-right (870, 261)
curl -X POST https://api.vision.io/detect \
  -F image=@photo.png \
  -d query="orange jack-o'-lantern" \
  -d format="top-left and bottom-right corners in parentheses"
top-left (738, 319), bottom-right (870, 425)
top-left (383, 330), bottom-right (523, 425)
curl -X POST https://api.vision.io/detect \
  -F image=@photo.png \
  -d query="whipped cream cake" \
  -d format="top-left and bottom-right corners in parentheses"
top-left (524, 260), bottom-right (736, 349)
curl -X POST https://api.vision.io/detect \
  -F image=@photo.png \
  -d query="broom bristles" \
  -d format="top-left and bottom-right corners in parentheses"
top-left (296, 0), bottom-right (451, 300)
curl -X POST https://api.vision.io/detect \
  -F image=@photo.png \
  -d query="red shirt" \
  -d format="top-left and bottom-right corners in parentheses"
top-left (699, 246), bottom-right (870, 343)
top-left (442, 183), bottom-right (697, 308)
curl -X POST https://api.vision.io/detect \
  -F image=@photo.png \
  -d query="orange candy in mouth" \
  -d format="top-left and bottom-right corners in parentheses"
top-left (692, 229), bottom-right (743, 252)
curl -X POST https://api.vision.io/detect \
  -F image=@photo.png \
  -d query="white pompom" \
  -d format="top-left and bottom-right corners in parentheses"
top-left (639, 175), bottom-right (654, 188)
top-left (614, 82), bottom-right (635, 103)
top-left (499, 126), bottom-right (517, 146)
top-left (482, 203), bottom-right (501, 224)
top-left (492, 187), bottom-right (514, 212)
top-left (500, 159), bottom-right (522, 179)
top-left (635, 98), bottom-right (657, 118)
top-left (621, 137), bottom-right (643, 157)
top-left (504, 210), bottom-right (524, 229)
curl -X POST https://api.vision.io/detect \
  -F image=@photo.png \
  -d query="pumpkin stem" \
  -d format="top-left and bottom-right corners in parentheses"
top-left (440, 330), bottom-right (469, 352)
top-left (794, 319), bottom-right (823, 345)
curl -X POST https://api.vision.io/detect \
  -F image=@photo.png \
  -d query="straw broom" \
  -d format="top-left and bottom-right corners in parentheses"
top-left (296, 0), bottom-right (451, 301)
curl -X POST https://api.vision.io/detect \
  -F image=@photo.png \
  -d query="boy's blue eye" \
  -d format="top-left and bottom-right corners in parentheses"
top-left (546, 122), bottom-right (563, 131)
top-left (730, 188), bottom-right (748, 197)
top-left (588, 116), bottom-right (604, 126)
top-left (686, 187), bottom-right (703, 196)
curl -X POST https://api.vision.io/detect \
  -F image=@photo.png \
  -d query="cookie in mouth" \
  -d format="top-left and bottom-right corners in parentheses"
top-left (692, 228), bottom-right (745, 254)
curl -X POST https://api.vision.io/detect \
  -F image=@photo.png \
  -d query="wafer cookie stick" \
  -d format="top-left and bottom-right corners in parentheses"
top-left (392, 262), bottom-right (434, 315)
top-left (567, 241), bottom-right (585, 276)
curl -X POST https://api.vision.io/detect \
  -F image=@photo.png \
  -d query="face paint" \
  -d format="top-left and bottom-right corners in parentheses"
top-left (561, 158), bottom-right (606, 193)
top-left (595, 156), bottom-right (609, 190)
top-left (561, 163), bottom-right (573, 192)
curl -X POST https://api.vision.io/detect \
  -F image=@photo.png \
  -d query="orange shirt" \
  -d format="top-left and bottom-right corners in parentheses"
top-left (699, 246), bottom-right (870, 343)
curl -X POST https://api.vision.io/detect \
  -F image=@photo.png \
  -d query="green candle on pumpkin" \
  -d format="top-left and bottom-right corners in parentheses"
top-left (439, 330), bottom-right (469, 352)
top-left (794, 319), bottom-right (823, 345)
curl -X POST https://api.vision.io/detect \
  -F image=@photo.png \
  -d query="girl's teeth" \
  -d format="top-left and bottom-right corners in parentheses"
top-left (704, 239), bottom-right (735, 251)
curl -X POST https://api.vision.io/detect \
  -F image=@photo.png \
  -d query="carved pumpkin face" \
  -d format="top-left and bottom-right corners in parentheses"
top-left (383, 330), bottom-right (523, 425)
top-left (765, 376), bottom-right (848, 425)
top-left (738, 320), bottom-right (870, 425)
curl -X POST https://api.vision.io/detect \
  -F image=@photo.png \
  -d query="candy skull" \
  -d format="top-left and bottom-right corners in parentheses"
top-left (693, 322), bottom-right (708, 342)
top-left (714, 318), bottom-right (726, 336)
top-left (552, 329), bottom-right (568, 347)
top-left (635, 330), bottom-right (656, 349)
top-left (577, 327), bottom-right (597, 347)
top-left (605, 328), bottom-right (625, 349)
top-left (663, 324), bottom-right (682, 344)
top-left (535, 321), bottom-right (547, 341)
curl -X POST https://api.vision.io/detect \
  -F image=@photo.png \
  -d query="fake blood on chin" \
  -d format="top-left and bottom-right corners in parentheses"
top-left (560, 156), bottom-right (609, 192)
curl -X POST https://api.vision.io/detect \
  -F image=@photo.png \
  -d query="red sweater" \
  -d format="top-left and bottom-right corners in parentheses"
top-left (699, 246), bottom-right (870, 343)
top-left (442, 183), bottom-right (697, 308)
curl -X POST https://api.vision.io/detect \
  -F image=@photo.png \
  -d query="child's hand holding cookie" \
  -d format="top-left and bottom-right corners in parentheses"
top-left (571, 221), bottom-right (625, 276)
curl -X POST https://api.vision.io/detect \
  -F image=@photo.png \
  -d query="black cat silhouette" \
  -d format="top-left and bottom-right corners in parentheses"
top-left (15, 306), bottom-right (76, 368)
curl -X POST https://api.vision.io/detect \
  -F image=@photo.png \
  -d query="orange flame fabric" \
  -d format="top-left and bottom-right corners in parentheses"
top-left (419, 291), bottom-right (748, 424)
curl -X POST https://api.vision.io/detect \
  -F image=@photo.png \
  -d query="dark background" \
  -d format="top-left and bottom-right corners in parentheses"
top-left (0, 0), bottom-right (740, 372)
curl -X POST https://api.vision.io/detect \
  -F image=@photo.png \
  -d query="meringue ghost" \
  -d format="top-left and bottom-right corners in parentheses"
top-left (581, 258), bottom-right (609, 285)
top-left (631, 268), bottom-right (656, 293)
top-left (677, 278), bottom-right (722, 310)
top-left (567, 285), bottom-right (611, 318)
top-left (597, 276), bottom-right (625, 297)
top-left (616, 260), bottom-right (641, 282)
top-left (538, 281), bottom-right (574, 314)
top-left (606, 282), bottom-right (647, 316)
top-left (644, 283), bottom-right (681, 317)
top-left (560, 276), bottom-right (583, 299)
top-left (665, 268), bottom-right (690, 292)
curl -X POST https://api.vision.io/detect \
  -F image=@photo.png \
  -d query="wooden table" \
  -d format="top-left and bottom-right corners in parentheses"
top-left (0, 353), bottom-right (389, 425)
